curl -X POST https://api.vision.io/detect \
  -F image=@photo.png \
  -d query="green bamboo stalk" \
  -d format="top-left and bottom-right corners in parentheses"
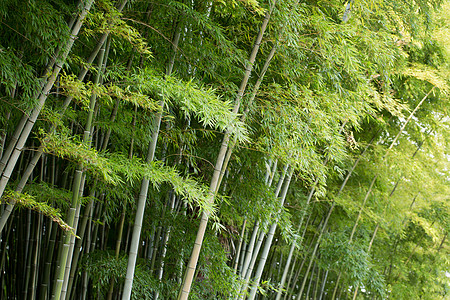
top-left (0, 215), bottom-right (14, 299)
top-left (40, 217), bottom-right (58, 299)
top-left (296, 216), bottom-right (333, 300)
top-left (287, 233), bottom-right (317, 300)
top-left (238, 164), bottom-right (288, 299)
top-left (313, 265), bottom-right (322, 300)
top-left (238, 230), bottom-right (265, 300)
top-left (106, 205), bottom-right (127, 300)
top-left (331, 174), bottom-right (379, 298)
top-left (52, 18), bottom-right (101, 297)
top-left (283, 254), bottom-right (297, 300)
top-left (293, 103), bottom-right (427, 299)
top-left (178, 3), bottom-right (276, 298)
top-left (66, 191), bottom-right (96, 300)
top-left (61, 178), bottom-right (85, 299)
top-left (105, 120), bottom-right (134, 300)
top-left (232, 218), bottom-right (247, 273)
top-left (276, 122), bottom-right (349, 300)
top-left (0, 0), bottom-right (129, 235)
top-left (248, 168), bottom-right (294, 300)
top-left (0, 115), bottom-right (27, 174)
top-left (81, 199), bottom-right (95, 300)
top-left (347, 93), bottom-right (434, 299)
top-left (265, 236), bottom-right (282, 289)
top-left (0, 0), bottom-right (95, 203)
top-left (386, 193), bottom-right (418, 281)
top-left (319, 269), bottom-right (329, 300)
top-left (0, 108), bottom-right (12, 160)
top-left (351, 223), bottom-right (379, 300)
top-left (58, 44), bottom-right (102, 297)
top-left (240, 220), bottom-right (260, 278)
top-left (30, 214), bottom-right (43, 300)
top-left (275, 181), bottom-right (318, 300)
top-left (238, 231), bottom-right (249, 276)
top-left (331, 273), bottom-right (341, 300)
top-left (352, 139), bottom-right (427, 300)
top-left (305, 261), bottom-right (317, 300)
top-left (122, 20), bottom-right (181, 299)
top-left (23, 210), bottom-right (32, 299)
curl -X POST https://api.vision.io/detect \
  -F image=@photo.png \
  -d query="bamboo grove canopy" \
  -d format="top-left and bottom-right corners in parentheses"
top-left (0, 0), bottom-right (449, 299)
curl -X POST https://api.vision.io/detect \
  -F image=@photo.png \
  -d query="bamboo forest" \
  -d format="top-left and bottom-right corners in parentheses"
top-left (1, 0), bottom-right (450, 299)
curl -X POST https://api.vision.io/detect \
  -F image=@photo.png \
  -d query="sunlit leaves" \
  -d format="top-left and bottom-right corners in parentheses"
top-left (39, 129), bottom-right (217, 217)
top-left (133, 69), bottom-right (249, 142)
top-left (1, 189), bottom-right (73, 232)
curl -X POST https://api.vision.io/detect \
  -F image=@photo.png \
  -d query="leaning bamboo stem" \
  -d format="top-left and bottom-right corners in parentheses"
top-left (352, 134), bottom-right (428, 299)
top-left (237, 164), bottom-right (288, 299)
top-left (0, 0), bottom-right (128, 235)
top-left (248, 168), bottom-right (294, 300)
top-left (233, 218), bottom-right (247, 273)
top-left (52, 17), bottom-right (101, 297)
top-left (0, 0), bottom-right (96, 203)
top-left (295, 90), bottom-right (432, 298)
top-left (178, 3), bottom-right (276, 299)
top-left (276, 122), bottom-right (346, 300)
top-left (122, 15), bottom-right (180, 298)
top-left (66, 191), bottom-right (96, 300)
top-left (240, 221), bottom-right (260, 278)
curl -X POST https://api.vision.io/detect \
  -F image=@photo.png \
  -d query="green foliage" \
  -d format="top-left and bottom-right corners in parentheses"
top-left (0, 46), bottom-right (40, 107)
top-left (39, 129), bottom-right (217, 216)
top-left (84, 1), bottom-right (152, 56)
top-left (58, 72), bottom-right (160, 111)
top-left (192, 235), bottom-right (241, 299)
top-left (320, 232), bottom-right (387, 298)
top-left (1, 189), bottom-right (72, 232)
top-left (82, 251), bottom-right (159, 299)
top-left (0, 0), bottom-right (449, 299)
top-left (132, 69), bottom-right (249, 142)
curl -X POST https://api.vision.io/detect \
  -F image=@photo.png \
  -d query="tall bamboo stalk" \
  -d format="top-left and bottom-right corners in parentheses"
top-left (275, 123), bottom-right (347, 300)
top-left (0, 0), bottom-right (95, 203)
top-left (0, 0), bottom-right (128, 235)
top-left (178, 3), bottom-right (276, 299)
top-left (52, 23), bottom-right (102, 299)
top-left (352, 137), bottom-right (428, 300)
top-left (248, 168), bottom-right (294, 300)
top-left (233, 218), bottom-right (247, 273)
top-left (121, 17), bottom-right (181, 300)
top-left (238, 163), bottom-right (288, 299)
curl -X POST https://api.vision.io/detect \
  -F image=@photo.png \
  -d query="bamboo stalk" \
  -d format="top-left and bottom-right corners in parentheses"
top-left (238, 164), bottom-right (288, 299)
top-left (232, 218), bottom-right (247, 273)
top-left (248, 168), bottom-right (294, 300)
top-left (122, 16), bottom-right (181, 298)
top-left (0, 0), bottom-right (96, 203)
top-left (178, 3), bottom-right (276, 298)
